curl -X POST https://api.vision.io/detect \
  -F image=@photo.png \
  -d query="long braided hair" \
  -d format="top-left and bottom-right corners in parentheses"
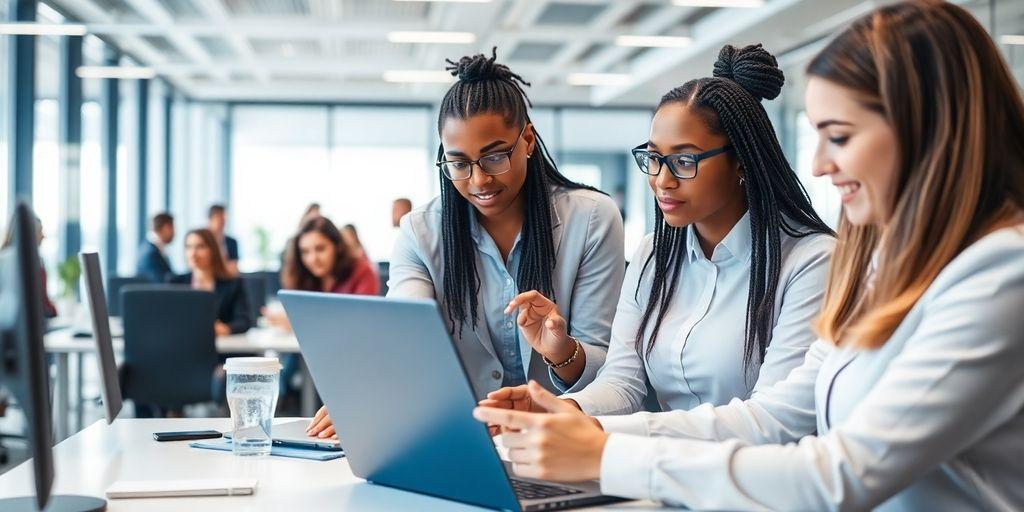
top-left (635, 44), bottom-right (834, 374)
top-left (438, 48), bottom-right (598, 333)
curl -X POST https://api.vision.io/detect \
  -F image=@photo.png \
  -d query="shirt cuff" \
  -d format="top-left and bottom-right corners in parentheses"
top-left (595, 413), bottom-right (650, 436)
top-left (599, 433), bottom-right (656, 500)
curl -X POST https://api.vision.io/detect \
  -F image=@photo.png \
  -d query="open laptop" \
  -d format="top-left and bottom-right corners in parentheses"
top-left (280, 292), bottom-right (625, 512)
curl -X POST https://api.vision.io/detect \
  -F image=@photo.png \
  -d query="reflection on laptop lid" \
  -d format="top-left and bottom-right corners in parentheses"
top-left (280, 292), bottom-right (625, 512)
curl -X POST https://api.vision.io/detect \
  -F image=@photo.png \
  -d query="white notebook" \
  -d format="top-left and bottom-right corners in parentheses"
top-left (105, 478), bottom-right (258, 499)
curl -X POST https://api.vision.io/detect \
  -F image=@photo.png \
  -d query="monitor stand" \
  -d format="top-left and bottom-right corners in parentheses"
top-left (0, 495), bottom-right (107, 511)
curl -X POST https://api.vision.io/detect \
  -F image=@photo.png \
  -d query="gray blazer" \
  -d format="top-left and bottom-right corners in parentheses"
top-left (388, 186), bottom-right (625, 400)
top-left (596, 224), bottom-right (1024, 511)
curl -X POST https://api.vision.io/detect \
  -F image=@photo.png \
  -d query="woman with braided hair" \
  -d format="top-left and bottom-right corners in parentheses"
top-left (476, 2), bottom-right (1024, 509)
top-left (307, 49), bottom-right (625, 438)
top-left (484, 43), bottom-right (834, 417)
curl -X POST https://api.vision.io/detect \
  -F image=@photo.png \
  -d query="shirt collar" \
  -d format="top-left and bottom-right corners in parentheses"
top-left (684, 211), bottom-right (752, 264)
top-left (146, 232), bottom-right (166, 254)
top-left (467, 187), bottom-right (563, 245)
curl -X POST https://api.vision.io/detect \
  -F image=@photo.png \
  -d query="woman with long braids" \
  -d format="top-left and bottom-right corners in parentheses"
top-left (307, 49), bottom-right (625, 438)
top-left (475, 2), bottom-right (1024, 510)
top-left (484, 44), bottom-right (834, 417)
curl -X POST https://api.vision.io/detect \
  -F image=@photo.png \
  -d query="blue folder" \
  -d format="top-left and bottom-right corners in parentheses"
top-left (190, 439), bottom-right (345, 461)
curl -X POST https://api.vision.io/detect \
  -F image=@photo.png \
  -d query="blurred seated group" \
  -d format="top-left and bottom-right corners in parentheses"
top-left (115, 200), bottom-right (410, 417)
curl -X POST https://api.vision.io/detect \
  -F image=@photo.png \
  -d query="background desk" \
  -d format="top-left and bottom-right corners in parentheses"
top-left (43, 327), bottom-right (313, 441)
top-left (0, 419), bottom-right (657, 511)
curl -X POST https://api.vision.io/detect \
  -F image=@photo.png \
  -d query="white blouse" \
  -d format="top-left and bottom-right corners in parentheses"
top-left (559, 213), bottom-right (835, 414)
top-left (596, 224), bottom-right (1024, 511)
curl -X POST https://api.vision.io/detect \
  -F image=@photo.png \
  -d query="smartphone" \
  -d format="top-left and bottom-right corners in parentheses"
top-left (152, 430), bottom-right (223, 442)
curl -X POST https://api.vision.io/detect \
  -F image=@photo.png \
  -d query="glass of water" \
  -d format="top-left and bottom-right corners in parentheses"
top-left (225, 357), bottom-right (282, 456)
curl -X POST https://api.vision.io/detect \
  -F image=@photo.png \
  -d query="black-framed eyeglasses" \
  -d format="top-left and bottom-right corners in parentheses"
top-left (631, 143), bottom-right (733, 180)
top-left (436, 125), bottom-right (528, 181)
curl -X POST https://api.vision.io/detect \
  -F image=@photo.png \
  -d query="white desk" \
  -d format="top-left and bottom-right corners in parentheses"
top-left (0, 419), bottom-right (658, 511)
top-left (43, 327), bottom-right (314, 441)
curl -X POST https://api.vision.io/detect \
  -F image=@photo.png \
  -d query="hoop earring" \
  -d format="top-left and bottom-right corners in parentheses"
top-left (739, 176), bottom-right (746, 186)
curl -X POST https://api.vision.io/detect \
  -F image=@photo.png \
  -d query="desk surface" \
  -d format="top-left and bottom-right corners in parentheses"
top-left (44, 326), bottom-right (299, 354)
top-left (0, 419), bottom-right (657, 511)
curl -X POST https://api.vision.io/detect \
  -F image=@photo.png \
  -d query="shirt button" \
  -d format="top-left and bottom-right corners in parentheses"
top-left (491, 370), bottom-right (502, 380)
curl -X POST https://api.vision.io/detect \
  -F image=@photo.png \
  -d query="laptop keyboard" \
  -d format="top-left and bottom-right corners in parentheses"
top-left (511, 479), bottom-right (585, 501)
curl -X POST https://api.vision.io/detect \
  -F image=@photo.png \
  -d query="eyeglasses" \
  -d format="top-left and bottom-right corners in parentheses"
top-left (631, 143), bottom-right (733, 180)
top-left (436, 126), bottom-right (527, 181)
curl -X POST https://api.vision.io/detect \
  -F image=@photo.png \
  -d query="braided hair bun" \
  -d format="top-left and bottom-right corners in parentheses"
top-left (712, 44), bottom-right (784, 101)
top-left (445, 47), bottom-right (529, 85)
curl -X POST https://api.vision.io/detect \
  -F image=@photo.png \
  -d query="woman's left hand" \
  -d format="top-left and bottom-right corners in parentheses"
top-left (214, 321), bottom-right (231, 337)
top-left (504, 291), bottom-right (574, 364)
top-left (473, 380), bottom-right (608, 482)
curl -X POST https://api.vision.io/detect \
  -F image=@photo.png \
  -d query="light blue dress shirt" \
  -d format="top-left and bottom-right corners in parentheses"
top-left (562, 213), bottom-right (835, 413)
top-left (596, 224), bottom-right (1024, 511)
top-left (387, 185), bottom-right (625, 399)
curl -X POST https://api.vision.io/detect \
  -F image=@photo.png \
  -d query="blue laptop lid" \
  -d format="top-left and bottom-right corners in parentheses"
top-left (280, 291), bottom-right (521, 512)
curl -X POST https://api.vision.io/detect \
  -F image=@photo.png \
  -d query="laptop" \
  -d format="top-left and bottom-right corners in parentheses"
top-left (279, 292), bottom-right (625, 512)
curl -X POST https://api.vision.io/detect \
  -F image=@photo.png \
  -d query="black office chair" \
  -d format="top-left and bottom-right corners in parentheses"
top-left (240, 274), bottom-right (267, 322)
top-left (243, 271), bottom-right (281, 301)
top-left (377, 261), bottom-right (390, 296)
top-left (120, 286), bottom-right (220, 414)
top-left (106, 276), bottom-right (149, 317)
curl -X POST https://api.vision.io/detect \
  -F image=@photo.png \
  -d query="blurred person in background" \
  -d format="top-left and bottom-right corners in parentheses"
top-left (169, 228), bottom-right (251, 336)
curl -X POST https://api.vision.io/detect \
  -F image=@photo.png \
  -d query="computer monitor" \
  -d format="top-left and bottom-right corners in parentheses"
top-left (0, 202), bottom-right (106, 512)
top-left (79, 252), bottom-right (122, 424)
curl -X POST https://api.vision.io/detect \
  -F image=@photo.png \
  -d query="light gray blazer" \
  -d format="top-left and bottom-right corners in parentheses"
top-left (597, 224), bottom-right (1024, 511)
top-left (388, 185), bottom-right (625, 400)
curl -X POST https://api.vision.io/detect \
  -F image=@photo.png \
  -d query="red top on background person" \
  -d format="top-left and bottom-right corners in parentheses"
top-left (282, 216), bottom-right (379, 296)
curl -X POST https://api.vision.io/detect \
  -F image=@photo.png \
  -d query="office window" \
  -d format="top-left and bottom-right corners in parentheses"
top-left (231, 106), bottom-right (331, 271)
top-left (33, 30), bottom-right (61, 291)
top-left (795, 111), bottom-right (840, 228)
top-left (0, 8), bottom-right (8, 221)
top-left (116, 57), bottom-right (140, 276)
top-left (557, 108), bottom-right (653, 256)
top-left (328, 106), bottom-right (434, 263)
top-left (80, 35), bottom-right (106, 262)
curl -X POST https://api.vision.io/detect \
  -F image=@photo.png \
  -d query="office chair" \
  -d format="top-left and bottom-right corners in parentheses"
top-left (106, 276), bottom-right (149, 317)
top-left (377, 262), bottom-right (390, 296)
top-left (120, 286), bottom-right (220, 414)
top-left (240, 274), bottom-right (267, 322)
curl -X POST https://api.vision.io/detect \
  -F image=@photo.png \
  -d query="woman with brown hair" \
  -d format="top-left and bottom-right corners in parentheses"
top-left (265, 217), bottom-right (379, 330)
top-left (474, 2), bottom-right (1024, 510)
top-left (282, 216), bottom-right (378, 296)
top-left (169, 228), bottom-right (252, 336)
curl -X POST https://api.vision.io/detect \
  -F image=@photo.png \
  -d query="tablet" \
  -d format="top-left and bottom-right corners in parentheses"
top-left (224, 419), bottom-right (342, 451)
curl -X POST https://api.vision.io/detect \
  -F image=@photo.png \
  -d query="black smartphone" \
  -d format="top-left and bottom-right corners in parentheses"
top-left (152, 430), bottom-right (223, 442)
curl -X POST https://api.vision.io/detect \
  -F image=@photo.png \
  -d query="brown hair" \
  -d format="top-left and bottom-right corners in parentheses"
top-left (151, 212), bottom-right (173, 232)
top-left (185, 228), bottom-right (231, 280)
top-left (281, 216), bottom-right (355, 292)
top-left (808, 0), bottom-right (1024, 348)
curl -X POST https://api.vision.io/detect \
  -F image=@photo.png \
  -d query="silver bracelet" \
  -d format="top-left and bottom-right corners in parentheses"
top-left (543, 337), bottom-right (581, 369)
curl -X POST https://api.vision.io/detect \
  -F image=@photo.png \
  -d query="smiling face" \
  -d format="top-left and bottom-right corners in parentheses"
top-left (646, 102), bottom-right (743, 228)
top-left (440, 113), bottom-right (535, 220)
top-left (805, 77), bottom-right (899, 227)
top-left (298, 231), bottom-right (336, 279)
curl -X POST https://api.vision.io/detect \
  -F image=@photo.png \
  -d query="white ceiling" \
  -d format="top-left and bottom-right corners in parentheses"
top-left (41, 0), bottom-right (1024, 106)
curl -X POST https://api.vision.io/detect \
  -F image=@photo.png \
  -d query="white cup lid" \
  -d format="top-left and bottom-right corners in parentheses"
top-left (224, 357), bottom-right (282, 374)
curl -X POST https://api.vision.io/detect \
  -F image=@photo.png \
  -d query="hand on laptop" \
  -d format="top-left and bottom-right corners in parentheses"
top-left (478, 385), bottom-right (585, 435)
top-left (473, 381), bottom-right (607, 482)
top-left (306, 406), bottom-right (338, 439)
